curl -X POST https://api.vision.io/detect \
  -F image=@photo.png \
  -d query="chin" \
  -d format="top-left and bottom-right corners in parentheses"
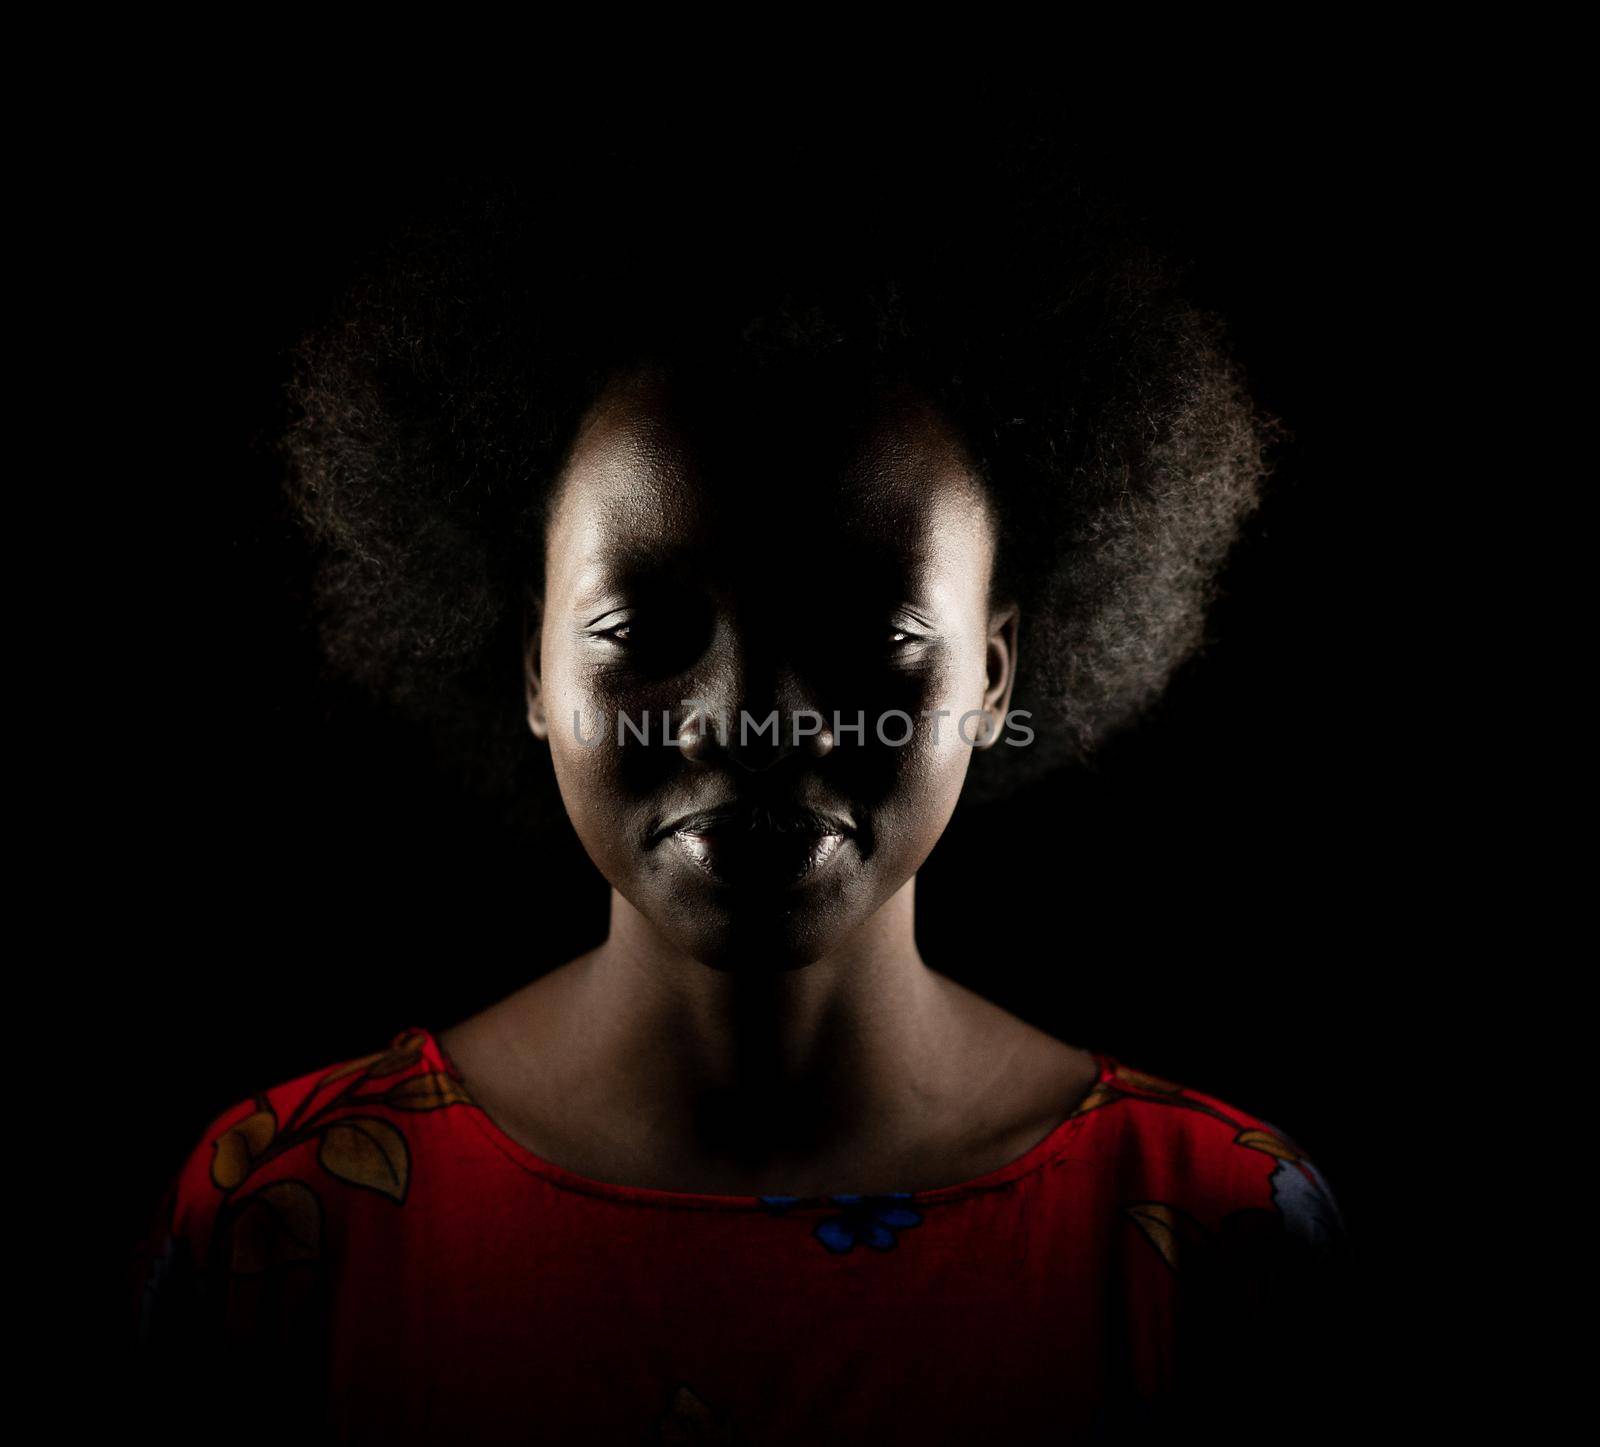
top-left (667, 902), bottom-right (858, 974)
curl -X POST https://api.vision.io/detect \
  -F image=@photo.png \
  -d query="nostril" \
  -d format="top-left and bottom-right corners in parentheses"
top-left (677, 712), bottom-right (727, 763)
top-left (806, 726), bottom-right (836, 758)
top-left (679, 722), bottom-right (709, 761)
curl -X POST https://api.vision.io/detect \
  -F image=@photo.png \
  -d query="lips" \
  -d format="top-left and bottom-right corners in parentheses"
top-left (657, 803), bottom-right (854, 888)
top-left (659, 802), bottom-right (856, 841)
top-left (670, 826), bottom-right (847, 887)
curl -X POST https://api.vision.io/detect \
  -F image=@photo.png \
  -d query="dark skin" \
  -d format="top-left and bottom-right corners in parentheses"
top-left (441, 366), bottom-right (1099, 1196)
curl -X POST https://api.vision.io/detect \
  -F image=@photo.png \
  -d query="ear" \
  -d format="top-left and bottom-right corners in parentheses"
top-left (524, 596), bottom-right (549, 742)
top-left (977, 601), bottom-right (1020, 751)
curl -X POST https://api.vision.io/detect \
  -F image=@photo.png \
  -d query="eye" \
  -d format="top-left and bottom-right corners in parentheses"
top-left (887, 622), bottom-right (932, 651)
top-left (585, 603), bottom-right (712, 679)
top-left (586, 611), bottom-right (640, 647)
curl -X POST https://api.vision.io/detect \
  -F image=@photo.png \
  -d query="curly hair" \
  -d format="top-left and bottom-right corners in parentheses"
top-left (281, 139), bottom-right (1275, 822)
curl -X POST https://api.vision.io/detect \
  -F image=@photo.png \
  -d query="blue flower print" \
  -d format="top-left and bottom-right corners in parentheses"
top-left (1268, 1157), bottom-right (1344, 1252)
top-left (760, 1192), bottom-right (924, 1253)
top-left (1254, 1115), bottom-right (1346, 1253)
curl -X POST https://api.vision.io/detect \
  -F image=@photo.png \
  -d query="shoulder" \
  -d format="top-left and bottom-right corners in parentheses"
top-left (1077, 1057), bottom-right (1347, 1259)
top-left (136, 1028), bottom-right (469, 1320)
top-left (1081, 1061), bottom-right (1360, 1445)
top-left (131, 1028), bottom-right (467, 1427)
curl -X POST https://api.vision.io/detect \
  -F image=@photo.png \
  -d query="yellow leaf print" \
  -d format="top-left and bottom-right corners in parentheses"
top-left (657, 1384), bottom-right (740, 1445)
top-left (318, 1117), bottom-right (411, 1202)
top-left (230, 1180), bottom-right (324, 1273)
top-left (1124, 1202), bottom-right (1183, 1271)
top-left (365, 1043), bottom-right (425, 1080)
top-left (315, 1051), bottom-right (385, 1089)
top-left (1071, 1081), bottom-right (1112, 1115)
top-left (1115, 1065), bottom-right (1182, 1095)
top-left (384, 1072), bottom-right (473, 1111)
top-left (210, 1107), bottom-right (278, 1189)
top-left (1236, 1128), bottom-right (1301, 1161)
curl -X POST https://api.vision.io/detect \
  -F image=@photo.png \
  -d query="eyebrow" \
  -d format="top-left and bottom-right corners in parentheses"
top-left (568, 547), bottom-right (712, 610)
top-left (563, 518), bottom-right (970, 618)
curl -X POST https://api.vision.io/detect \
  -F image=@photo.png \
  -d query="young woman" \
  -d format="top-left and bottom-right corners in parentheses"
top-left (133, 153), bottom-right (1352, 1444)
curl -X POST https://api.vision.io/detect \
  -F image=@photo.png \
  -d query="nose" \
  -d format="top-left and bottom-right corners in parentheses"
top-left (677, 648), bottom-right (835, 770)
top-left (679, 703), bottom-right (835, 768)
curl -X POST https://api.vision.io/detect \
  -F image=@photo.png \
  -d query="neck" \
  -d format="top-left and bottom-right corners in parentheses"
top-left (550, 876), bottom-right (970, 1174)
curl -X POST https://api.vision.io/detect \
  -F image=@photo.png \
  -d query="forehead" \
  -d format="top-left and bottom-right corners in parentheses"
top-left (547, 370), bottom-right (995, 599)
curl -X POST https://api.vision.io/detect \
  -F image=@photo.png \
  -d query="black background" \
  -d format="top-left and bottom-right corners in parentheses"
top-left (113, 93), bottom-right (1424, 1394)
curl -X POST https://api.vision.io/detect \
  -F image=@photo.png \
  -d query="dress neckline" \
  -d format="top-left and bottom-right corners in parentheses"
top-left (416, 1024), bottom-right (1117, 1211)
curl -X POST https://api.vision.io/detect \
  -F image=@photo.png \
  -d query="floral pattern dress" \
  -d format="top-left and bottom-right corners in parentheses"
top-left (132, 1028), bottom-right (1353, 1445)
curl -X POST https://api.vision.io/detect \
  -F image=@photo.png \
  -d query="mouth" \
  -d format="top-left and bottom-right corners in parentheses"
top-left (654, 803), bottom-right (856, 889)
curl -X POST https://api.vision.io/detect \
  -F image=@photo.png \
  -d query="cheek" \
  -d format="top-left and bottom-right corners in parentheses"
top-left (546, 734), bottom-right (631, 878)
top-left (547, 669), bottom-right (690, 816)
top-left (896, 633), bottom-right (992, 761)
top-left (890, 715), bottom-right (975, 832)
top-left (541, 655), bottom-right (698, 889)
top-left (540, 662), bottom-right (641, 876)
top-left (846, 650), bottom-right (986, 871)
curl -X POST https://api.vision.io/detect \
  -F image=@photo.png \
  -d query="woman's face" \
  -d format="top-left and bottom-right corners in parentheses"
top-left (530, 368), bottom-right (1018, 970)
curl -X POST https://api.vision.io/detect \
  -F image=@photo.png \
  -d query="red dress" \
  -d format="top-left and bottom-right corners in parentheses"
top-left (132, 1027), bottom-right (1352, 1445)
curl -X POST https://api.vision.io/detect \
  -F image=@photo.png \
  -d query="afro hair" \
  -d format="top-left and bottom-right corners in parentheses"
top-left (281, 135), bottom-right (1275, 821)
